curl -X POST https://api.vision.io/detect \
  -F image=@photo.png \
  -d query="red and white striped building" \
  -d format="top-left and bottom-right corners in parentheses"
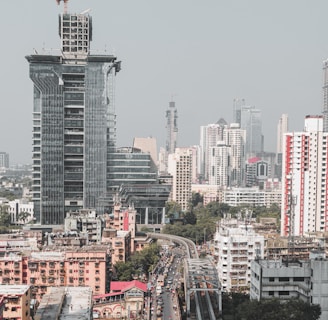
top-left (281, 115), bottom-right (328, 236)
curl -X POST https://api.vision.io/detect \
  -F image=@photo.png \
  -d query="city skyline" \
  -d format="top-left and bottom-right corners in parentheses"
top-left (1, 0), bottom-right (328, 164)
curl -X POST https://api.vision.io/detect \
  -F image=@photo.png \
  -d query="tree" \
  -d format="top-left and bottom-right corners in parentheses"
top-left (234, 298), bottom-right (321, 320)
top-left (114, 261), bottom-right (134, 281)
top-left (18, 211), bottom-right (31, 224)
top-left (165, 201), bottom-right (182, 218)
top-left (191, 192), bottom-right (203, 208)
top-left (206, 201), bottom-right (230, 217)
top-left (184, 211), bottom-right (197, 225)
top-left (114, 243), bottom-right (160, 281)
top-left (0, 205), bottom-right (11, 227)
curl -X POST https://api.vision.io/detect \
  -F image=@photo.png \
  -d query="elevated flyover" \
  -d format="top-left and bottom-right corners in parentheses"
top-left (147, 233), bottom-right (222, 319)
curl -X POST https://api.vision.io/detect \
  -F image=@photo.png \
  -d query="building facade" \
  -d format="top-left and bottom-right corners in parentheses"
top-left (0, 152), bottom-right (9, 169)
top-left (0, 285), bottom-right (31, 320)
top-left (161, 101), bottom-right (179, 174)
top-left (213, 218), bottom-right (265, 292)
top-left (200, 120), bottom-right (227, 181)
top-left (240, 106), bottom-right (263, 157)
top-left (223, 187), bottom-right (281, 208)
top-left (0, 248), bottom-right (110, 300)
top-left (250, 252), bottom-right (328, 320)
top-left (209, 141), bottom-right (230, 187)
top-left (323, 59), bottom-right (328, 132)
top-left (26, 10), bottom-right (121, 224)
top-left (281, 115), bottom-right (328, 237)
top-left (107, 147), bottom-right (157, 192)
top-left (168, 148), bottom-right (193, 212)
top-left (8, 199), bottom-right (34, 225)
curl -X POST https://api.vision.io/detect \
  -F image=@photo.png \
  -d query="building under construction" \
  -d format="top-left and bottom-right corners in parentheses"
top-left (26, 1), bottom-right (121, 224)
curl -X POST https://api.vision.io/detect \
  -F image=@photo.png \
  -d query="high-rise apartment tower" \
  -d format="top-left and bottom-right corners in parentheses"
top-left (281, 115), bottom-right (328, 236)
top-left (323, 60), bottom-right (328, 131)
top-left (26, 9), bottom-right (121, 224)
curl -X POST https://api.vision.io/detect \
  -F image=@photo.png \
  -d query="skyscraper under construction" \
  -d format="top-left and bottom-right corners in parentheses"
top-left (26, 6), bottom-right (121, 224)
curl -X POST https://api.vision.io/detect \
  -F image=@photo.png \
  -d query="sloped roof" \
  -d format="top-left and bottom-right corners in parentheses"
top-left (110, 280), bottom-right (147, 293)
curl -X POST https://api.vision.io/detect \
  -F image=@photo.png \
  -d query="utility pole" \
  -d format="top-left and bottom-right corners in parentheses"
top-left (287, 190), bottom-right (297, 265)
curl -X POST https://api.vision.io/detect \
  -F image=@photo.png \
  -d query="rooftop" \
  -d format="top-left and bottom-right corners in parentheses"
top-left (0, 285), bottom-right (30, 296)
top-left (35, 287), bottom-right (92, 320)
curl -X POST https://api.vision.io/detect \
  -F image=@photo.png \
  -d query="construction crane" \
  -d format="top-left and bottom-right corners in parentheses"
top-left (56, 0), bottom-right (69, 14)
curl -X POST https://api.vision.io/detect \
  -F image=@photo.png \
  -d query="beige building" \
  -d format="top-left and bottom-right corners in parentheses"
top-left (93, 280), bottom-right (147, 319)
top-left (168, 148), bottom-right (193, 211)
top-left (0, 285), bottom-right (31, 320)
top-left (191, 184), bottom-right (221, 205)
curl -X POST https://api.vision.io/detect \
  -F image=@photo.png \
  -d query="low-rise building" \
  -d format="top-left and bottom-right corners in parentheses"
top-left (93, 280), bottom-right (147, 319)
top-left (35, 286), bottom-right (93, 320)
top-left (0, 285), bottom-right (31, 320)
top-left (223, 187), bottom-right (281, 208)
top-left (0, 246), bottom-right (110, 301)
top-left (65, 209), bottom-right (105, 244)
top-left (250, 251), bottom-right (328, 320)
top-left (8, 199), bottom-right (34, 224)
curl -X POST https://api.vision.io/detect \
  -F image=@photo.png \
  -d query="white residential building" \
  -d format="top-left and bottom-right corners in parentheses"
top-left (223, 123), bottom-right (246, 186)
top-left (213, 218), bottom-right (265, 292)
top-left (209, 141), bottom-right (230, 187)
top-left (200, 120), bottom-right (227, 181)
top-left (223, 187), bottom-right (281, 208)
top-left (204, 122), bottom-right (246, 187)
top-left (8, 199), bottom-right (34, 224)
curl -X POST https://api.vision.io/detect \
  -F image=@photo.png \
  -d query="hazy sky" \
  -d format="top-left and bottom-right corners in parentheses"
top-left (1, 0), bottom-right (328, 164)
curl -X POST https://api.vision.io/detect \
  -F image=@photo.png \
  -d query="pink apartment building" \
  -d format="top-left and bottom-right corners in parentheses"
top-left (0, 247), bottom-right (110, 301)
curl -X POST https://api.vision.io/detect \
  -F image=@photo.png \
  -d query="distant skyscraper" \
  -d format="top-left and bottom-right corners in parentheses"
top-left (276, 114), bottom-right (288, 179)
top-left (26, 10), bottom-right (121, 224)
top-left (223, 123), bottom-right (246, 186)
top-left (240, 106), bottom-right (263, 157)
top-left (166, 101), bottom-right (178, 155)
top-left (162, 101), bottom-right (178, 174)
top-left (233, 98), bottom-right (245, 124)
top-left (0, 152), bottom-right (9, 169)
top-left (200, 119), bottom-right (227, 181)
top-left (281, 115), bottom-right (328, 236)
top-left (208, 123), bottom-right (246, 187)
top-left (276, 114), bottom-right (288, 155)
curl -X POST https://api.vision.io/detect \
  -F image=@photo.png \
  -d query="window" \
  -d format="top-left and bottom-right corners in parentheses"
top-left (293, 277), bottom-right (304, 282)
top-left (279, 277), bottom-right (289, 282)
top-left (269, 277), bottom-right (274, 282)
top-left (269, 291), bottom-right (274, 296)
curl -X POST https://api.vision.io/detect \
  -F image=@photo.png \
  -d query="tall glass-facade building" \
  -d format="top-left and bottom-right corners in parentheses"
top-left (26, 11), bottom-right (121, 225)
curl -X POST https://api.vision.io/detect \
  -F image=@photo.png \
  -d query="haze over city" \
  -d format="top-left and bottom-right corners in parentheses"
top-left (1, 0), bottom-right (328, 164)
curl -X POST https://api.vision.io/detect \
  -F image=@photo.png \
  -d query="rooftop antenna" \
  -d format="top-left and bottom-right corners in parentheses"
top-left (56, 0), bottom-right (68, 14)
